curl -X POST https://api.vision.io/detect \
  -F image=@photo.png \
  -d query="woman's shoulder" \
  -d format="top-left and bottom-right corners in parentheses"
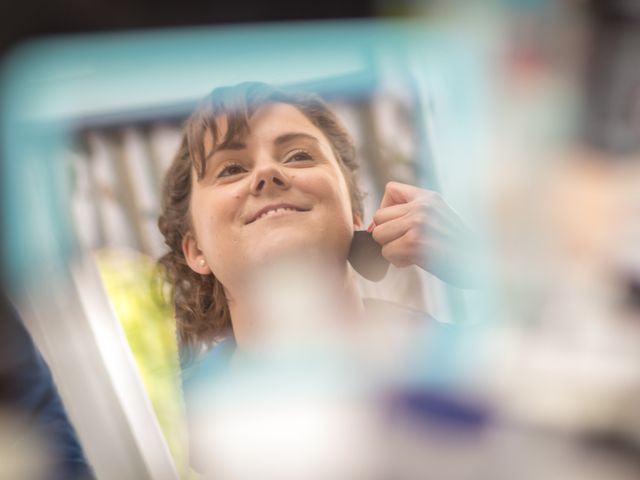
top-left (181, 337), bottom-right (236, 392)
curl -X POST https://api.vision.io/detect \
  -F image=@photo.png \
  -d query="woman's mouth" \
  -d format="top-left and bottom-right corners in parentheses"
top-left (247, 204), bottom-right (311, 224)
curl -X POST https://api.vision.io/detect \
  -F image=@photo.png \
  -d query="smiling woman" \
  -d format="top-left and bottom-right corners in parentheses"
top-left (186, 102), bottom-right (360, 277)
top-left (158, 81), bottom-right (475, 360)
top-left (157, 80), bottom-right (477, 476)
top-left (158, 82), bottom-right (366, 354)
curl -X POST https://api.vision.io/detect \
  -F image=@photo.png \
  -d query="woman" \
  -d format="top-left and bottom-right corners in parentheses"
top-left (157, 81), bottom-right (474, 475)
top-left (158, 81), bottom-right (471, 360)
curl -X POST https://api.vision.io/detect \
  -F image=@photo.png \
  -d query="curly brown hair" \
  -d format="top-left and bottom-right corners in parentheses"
top-left (158, 82), bottom-right (364, 358)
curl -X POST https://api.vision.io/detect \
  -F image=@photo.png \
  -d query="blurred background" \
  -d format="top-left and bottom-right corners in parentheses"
top-left (1, 0), bottom-right (640, 479)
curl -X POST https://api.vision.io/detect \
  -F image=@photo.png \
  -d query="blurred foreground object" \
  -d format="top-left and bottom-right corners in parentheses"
top-left (0, 294), bottom-right (94, 480)
top-left (94, 250), bottom-right (195, 478)
top-left (582, 0), bottom-right (640, 155)
top-left (2, 3), bottom-right (640, 479)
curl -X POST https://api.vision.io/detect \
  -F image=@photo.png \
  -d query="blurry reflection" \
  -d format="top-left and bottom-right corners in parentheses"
top-left (1, 2), bottom-right (640, 479)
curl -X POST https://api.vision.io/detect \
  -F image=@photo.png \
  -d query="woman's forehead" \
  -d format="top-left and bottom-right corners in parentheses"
top-left (203, 102), bottom-right (328, 153)
top-left (248, 103), bottom-right (318, 134)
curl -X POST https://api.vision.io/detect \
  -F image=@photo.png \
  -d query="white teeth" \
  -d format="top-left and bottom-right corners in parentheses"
top-left (257, 207), bottom-right (297, 221)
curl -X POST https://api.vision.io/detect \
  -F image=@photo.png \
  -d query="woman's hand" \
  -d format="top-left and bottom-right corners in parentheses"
top-left (371, 181), bottom-right (477, 288)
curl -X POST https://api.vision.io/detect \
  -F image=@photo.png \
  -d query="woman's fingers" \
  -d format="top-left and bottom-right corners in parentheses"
top-left (372, 202), bottom-right (429, 269)
top-left (380, 181), bottom-right (430, 208)
top-left (372, 202), bottom-right (411, 226)
top-left (380, 228), bottom-right (427, 268)
top-left (371, 214), bottom-right (412, 246)
top-left (368, 181), bottom-right (478, 287)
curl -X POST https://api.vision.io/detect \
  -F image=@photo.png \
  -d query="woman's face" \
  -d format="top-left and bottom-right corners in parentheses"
top-left (183, 102), bottom-right (361, 290)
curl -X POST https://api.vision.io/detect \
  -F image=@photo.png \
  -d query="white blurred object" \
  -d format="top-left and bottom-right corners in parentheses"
top-left (191, 386), bottom-right (381, 480)
top-left (0, 409), bottom-right (51, 480)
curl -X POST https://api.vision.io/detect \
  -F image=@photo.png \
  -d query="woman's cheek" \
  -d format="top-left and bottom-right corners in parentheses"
top-left (294, 168), bottom-right (342, 198)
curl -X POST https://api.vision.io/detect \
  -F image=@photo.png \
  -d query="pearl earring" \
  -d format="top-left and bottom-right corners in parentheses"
top-left (198, 259), bottom-right (206, 267)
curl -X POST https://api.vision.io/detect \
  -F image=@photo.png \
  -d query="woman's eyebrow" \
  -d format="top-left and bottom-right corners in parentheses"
top-left (205, 140), bottom-right (246, 161)
top-left (273, 132), bottom-right (320, 146)
top-left (204, 133), bottom-right (318, 163)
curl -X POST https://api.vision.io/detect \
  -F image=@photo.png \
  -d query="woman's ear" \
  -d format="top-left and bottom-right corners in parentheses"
top-left (182, 232), bottom-right (211, 275)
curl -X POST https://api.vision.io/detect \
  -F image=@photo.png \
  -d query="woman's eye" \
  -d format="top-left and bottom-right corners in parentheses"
top-left (218, 163), bottom-right (246, 178)
top-left (286, 151), bottom-right (313, 163)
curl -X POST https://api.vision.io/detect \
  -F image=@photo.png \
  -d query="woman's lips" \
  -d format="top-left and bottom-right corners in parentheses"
top-left (246, 203), bottom-right (310, 224)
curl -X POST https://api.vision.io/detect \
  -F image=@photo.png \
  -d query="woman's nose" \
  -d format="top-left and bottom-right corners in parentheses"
top-left (250, 162), bottom-right (291, 194)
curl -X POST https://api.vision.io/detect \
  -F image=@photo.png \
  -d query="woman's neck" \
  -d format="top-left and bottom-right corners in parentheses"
top-left (225, 259), bottom-right (364, 349)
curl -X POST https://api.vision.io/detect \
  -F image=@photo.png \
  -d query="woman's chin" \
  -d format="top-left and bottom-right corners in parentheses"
top-left (253, 238), bottom-right (325, 263)
top-left (247, 229), bottom-right (350, 269)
